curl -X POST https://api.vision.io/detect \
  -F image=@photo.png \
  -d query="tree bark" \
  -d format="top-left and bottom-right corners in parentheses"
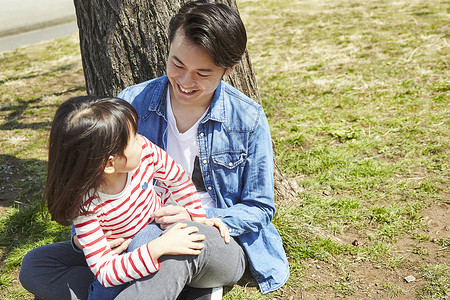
top-left (73, 0), bottom-right (297, 205)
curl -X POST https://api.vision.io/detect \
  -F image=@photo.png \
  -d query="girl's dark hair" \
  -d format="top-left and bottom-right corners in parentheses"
top-left (168, 1), bottom-right (247, 69)
top-left (45, 96), bottom-right (138, 225)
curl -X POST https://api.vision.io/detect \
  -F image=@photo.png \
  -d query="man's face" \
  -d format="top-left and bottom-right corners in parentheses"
top-left (166, 29), bottom-right (232, 109)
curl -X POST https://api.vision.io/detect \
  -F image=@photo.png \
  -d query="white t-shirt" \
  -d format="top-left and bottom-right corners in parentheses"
top-left (166, 90), bottom-right (215, 208)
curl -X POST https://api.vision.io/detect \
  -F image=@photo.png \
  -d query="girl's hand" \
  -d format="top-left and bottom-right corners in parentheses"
top-left (150, 223), bottom-right (205, 258)
top-left (192, 217), bottom-right (231, 244)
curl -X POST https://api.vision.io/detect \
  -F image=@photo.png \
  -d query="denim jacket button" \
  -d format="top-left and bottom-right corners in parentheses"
top-left (199, 132), bottom-right (205, 137)
top-left (207, 186), bottom-right (212, 190)
top-left (228, 162), bottom-right (233, 167)
top-left (202, 159), bottom-right (207, 164)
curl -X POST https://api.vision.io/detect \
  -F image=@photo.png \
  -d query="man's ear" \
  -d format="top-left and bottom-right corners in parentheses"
top-left (224, 64), bottom-right (237, 76)
top-left (104, 156), bottom-right (115, 174)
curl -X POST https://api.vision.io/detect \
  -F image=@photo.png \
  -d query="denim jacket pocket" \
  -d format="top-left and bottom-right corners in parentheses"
top-left (211, 151), bottom-right (247, 194)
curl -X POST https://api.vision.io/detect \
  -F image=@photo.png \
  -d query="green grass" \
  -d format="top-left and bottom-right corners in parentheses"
top-left (1, 0), bottom-right (449, 299)
top-left (420, 264), bottom-right (450, 299)
top-left (0, 34), bottom-right (84, 299)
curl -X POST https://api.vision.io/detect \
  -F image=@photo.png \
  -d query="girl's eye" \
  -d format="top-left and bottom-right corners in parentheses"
top-left (197, 73), bottom-right (209, 78)
top-left (173, 62), bottom-right (183, 69)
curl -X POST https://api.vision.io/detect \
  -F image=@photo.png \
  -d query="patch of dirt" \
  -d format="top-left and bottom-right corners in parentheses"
top-left (294, 259), bottom-right (424, 299)
top-left (264, 200), bottom-right (450, 299)
top-left (420, 202), bottom-right (450, 241)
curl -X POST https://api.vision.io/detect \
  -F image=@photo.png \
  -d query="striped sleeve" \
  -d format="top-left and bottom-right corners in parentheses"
top-left (73, 213), bottom-right (161, 287)
top-left (144, 137), bottom-right (206, 218)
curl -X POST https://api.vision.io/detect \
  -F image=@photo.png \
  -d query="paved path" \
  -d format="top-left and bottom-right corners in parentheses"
top-left (0, 0), bottom-right (77, 52)
top-left (0, 22), bottom-right (78, 52)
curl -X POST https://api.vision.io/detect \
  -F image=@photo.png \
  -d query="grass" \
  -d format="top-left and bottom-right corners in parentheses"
top-left (1, 0), bottom-right (449, 299)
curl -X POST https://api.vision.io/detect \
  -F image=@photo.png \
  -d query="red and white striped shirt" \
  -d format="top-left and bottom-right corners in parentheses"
top-left (73, 136), bottom-right (205, 287)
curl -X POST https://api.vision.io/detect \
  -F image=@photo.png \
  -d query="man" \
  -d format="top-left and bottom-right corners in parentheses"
top-left (115, 1), bottom-right (289, 298)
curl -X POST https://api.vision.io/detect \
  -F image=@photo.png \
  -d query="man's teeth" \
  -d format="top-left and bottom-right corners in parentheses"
top-left (180, 86), bottom-right (194, 93)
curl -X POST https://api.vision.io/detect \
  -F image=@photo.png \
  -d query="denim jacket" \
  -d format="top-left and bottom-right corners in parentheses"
top-left (118, 76), bottom-right (289, 294)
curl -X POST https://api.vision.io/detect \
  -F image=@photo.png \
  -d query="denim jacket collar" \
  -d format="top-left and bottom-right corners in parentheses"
top-left (206, 81), bottom-right (227, 124)
top-left (148, 76), bottom-right (168, 119)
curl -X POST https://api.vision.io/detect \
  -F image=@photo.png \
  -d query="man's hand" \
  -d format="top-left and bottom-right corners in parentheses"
top-left (152, 205), bottom-right (191, 229)
top-left (72, 231), bottom-right (131, 255)
top-left (193, 217), bottom-right (231, 244)
top-left (104, 230), bottom-right (131, 254)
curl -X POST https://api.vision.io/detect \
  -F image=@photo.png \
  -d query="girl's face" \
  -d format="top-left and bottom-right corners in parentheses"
top-left (113, 132), bottom-right (143, 173)
top-left (166, 29), bottom-right (233, 110)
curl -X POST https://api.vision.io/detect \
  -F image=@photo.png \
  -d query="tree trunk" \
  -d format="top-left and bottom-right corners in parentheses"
top-left (73, 0), bottom-right (297, 205)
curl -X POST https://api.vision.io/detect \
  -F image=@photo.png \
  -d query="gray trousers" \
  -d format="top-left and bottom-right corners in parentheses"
top-left (19, 221), bottom-right (247, 300)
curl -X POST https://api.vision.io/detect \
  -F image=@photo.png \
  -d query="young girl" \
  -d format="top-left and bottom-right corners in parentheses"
top-left (45, 95), bottom-right (229, 299)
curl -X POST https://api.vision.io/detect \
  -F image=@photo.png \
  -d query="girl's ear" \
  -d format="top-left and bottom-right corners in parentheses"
top-left (224, 64), bottom-right (237, 76)
top-left (104, 156), bottom-right (116, 174)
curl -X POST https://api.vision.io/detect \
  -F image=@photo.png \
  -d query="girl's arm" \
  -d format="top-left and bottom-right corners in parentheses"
top-left (147, 138), bottom-right (206, 219)
top-left (74, 215), bottom-right (204, 287)
top-left (71, 226), bottom-right (131, 255)
top-left (146, 138), bottom-right (230, 243)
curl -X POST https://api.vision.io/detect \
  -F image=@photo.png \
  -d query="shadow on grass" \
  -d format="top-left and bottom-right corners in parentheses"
top-left (0, 154), bottom-right (47, 208)
top-left (0, 155), bottom-right (69, 274)
top-left (0, 64), bottom-right (79, 86)
top-left (0, 86), bottom-right (85, 131)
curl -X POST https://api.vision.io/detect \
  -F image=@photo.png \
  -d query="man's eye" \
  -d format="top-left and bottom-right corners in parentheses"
top-left (197, 73), bottom-right (209, 78)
